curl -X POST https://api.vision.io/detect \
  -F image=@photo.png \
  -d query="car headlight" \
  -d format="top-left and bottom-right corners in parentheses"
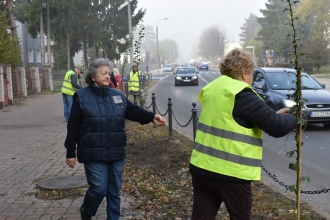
top-left (176, 76), bottom-right (182, 80)
top-left (283, 99), bottom-right (296, 108)
top-left (192, 76), bottom-right (197, 79)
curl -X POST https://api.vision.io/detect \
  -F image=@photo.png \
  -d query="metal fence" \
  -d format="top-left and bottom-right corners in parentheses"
top-left (26, 69), bottom-right (37, 96)
top-left (39, 68), bottom-right (50, 91)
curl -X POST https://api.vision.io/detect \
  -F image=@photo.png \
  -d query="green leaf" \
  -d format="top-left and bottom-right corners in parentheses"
top-left (289, 163), bottom-right (298, 171)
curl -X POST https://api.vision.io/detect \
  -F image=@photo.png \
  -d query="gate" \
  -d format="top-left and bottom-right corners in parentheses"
top-left (4, 72), bottom-right (9, 106)
top-left (25, 68), bottom-right (37, 95)
top-left (3, 65), bottom-right (9, 106)
top-left (39, 68), bottom-right (50, 91)
top-left (12, 68), bottom-right (23, 99)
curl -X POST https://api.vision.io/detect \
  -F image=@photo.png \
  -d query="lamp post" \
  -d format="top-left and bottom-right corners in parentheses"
top-left (246, 46), bottom-right (254, 54)
top-left (156, 18), bottom-right (169, 74)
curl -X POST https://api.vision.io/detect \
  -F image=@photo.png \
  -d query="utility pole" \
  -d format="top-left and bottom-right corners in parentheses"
top-left (127, 0), bottom-right (134, 67)
top-left (47, 4), bottom-right (51, 65)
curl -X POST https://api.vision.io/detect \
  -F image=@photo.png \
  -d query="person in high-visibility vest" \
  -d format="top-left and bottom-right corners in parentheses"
top-left (61, 67), bottom-right (83, 122)
top-left (127, 65), bottom-right (142, 106)
top-left (189, 49), bottom-right (296, 220)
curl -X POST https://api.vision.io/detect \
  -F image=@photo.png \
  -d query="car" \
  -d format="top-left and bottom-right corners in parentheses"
top-left (163, 64), bottom-right (174, 72)
top-left (252, 67), bottom-right (330, 127)
top-left (174, 67), bottom-right (199, 86)
top-left (179, 64), bottom-right (189, 68)
top-left (199, 63), bottom-right (209, 71)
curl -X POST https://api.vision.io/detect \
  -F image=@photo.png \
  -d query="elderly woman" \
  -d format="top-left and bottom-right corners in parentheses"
top-left (189, 49), bottom-right (296, 220)
top-left (64, 58), bottom-right (166, 220)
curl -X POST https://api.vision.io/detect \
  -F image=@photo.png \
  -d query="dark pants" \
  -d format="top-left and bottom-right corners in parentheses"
top-left (191, 175), bottom-right (252, 220)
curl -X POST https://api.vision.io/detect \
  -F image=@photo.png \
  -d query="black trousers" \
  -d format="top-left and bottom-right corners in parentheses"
top-left (191, 175), bottom-right (252, 220)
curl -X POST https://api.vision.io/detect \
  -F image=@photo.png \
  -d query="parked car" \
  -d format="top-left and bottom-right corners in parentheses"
top-left (199, 63), bottom-right (209, 71)
top-left (163, 64), bottom-right (174, 72)
top-left (252, 67), bottom-right (330, 127)
top-left (174, 67), bottom-right (199, 86)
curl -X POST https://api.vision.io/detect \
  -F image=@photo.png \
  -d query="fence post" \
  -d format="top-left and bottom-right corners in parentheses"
top-left (31, 65), bottom-right (41, 94)
top-left (192, 102), bottom-right (198, 141)
top-left (16, 65), bottom-right (27, 99)
top-left (168, 98), bottom-right (173, 139)
top-left (6, 64), bottom-right (13, 105)
top-left (44, 65), bottom-right (54, 91)
top-left (124, 82), bottom-right (129, 97)
top-left (152, 93), bottom-right (156, 114)
top-left (0, 64), bottom-right (4, 109)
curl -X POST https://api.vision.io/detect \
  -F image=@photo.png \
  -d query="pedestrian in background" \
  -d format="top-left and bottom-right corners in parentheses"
top-left (127, 65), bottom-right (142, 106)
top-left (189, 49), bottom-right (296, 220)
top-left (145, 64), bottom-right (149, 74)
top-left (112, 67), bottom-right (124, 93)
top-left (64, 58), bottom-right (166, 220)
top-left (60, 67), bottom-right (83, 122)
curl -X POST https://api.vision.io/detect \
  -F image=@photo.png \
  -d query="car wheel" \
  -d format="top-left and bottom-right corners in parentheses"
top-left (175, 83), bottom-right (178, 86)
top-left (323, 124), bottom-right (330, 128)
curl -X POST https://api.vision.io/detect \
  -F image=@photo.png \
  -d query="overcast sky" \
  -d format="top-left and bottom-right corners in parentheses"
top-left (137, 0), bottom-right (268, 63)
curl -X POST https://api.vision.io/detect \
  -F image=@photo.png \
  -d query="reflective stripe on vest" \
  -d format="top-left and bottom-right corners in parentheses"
top-left (61, 70), bottom-right (78, 96)
top-left (190, 75), bottom-right (263, 180)
top-left (128, 71), bottom-right (140, 91)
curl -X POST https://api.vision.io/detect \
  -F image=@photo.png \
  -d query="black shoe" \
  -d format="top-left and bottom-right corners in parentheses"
top-left (80, 206), bottom-right (92, 220)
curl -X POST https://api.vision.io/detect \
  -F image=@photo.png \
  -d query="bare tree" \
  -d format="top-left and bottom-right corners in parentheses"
top-left (198, 24), bottom-right (226, 62)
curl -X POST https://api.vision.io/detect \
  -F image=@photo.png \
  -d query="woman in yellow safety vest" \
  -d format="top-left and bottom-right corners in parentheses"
top-left (128, 65), bottom-right (142, 106)
top-left (189, 49), bottom-right (296, 220)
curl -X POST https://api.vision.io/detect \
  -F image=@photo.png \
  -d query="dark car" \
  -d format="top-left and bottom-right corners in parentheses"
top-left (199, 63), bottom-right (209, 71)
top-left (252, 67), bottom-right (330, 127)
top-left (174, 67), bottom-right (199, 86)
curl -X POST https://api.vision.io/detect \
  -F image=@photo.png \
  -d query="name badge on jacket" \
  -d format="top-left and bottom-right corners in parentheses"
top-left (112, 95), bottom-right (123, 104)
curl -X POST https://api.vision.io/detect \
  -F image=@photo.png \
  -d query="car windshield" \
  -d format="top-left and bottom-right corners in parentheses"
top-left (177, 68), bottom-right (195, 74)
top-left (266, 72), bottom-right (323, 90)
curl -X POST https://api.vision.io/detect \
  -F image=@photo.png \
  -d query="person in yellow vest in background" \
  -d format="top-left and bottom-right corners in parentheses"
top-left (189, 49), bottom-right (296, 220)
top-left (61, 67), bottom-right (83, 122)
top-left (127, 65), bottom-right (142, 106)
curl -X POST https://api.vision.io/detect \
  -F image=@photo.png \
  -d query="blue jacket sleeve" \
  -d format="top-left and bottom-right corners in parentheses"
top-left (125, 98), bottom-right (155, 124)
top-left (64, 93), bottom-right (82, 158)
top-left (71, 74), bottom-right (83, 89)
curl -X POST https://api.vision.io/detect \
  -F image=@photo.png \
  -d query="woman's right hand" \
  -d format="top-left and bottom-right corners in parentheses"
top-left (276, 108), bottom-right (291, 115)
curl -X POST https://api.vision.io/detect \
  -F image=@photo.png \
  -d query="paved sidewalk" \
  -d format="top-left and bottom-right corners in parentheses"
top-left (0, 93), bottom-right (132, 220)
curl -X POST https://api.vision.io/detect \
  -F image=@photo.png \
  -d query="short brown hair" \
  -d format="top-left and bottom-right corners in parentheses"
top-left (219, 49), bottom-right (256, 79)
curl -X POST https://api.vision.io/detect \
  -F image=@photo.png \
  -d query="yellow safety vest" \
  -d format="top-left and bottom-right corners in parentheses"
top-left (190, 75), bottom-right (264, 180)
top-left (128, 71), bottom-right (141, 92)
top-left (61, 70), bottom-right (79, 96)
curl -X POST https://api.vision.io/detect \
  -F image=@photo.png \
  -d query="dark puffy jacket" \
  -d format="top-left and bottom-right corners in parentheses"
top-left (64, 84), bottom-right (155, 163)
top-left (76, 86), bottom-right (127, 162)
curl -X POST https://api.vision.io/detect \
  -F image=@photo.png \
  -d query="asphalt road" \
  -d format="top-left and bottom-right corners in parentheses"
top-left (146, 68), bottom-right (330, 219)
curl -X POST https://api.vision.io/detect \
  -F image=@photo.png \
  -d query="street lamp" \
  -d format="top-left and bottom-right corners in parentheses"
top-left (156, 18), bottom-right (169, 74)
top-left (246, 46), bottom-right (254, 54)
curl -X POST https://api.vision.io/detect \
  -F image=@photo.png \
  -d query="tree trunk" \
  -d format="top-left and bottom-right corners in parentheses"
top-left (6, 0), bottom-right (20, 55)
top-left (40, 9), bottom-right (45, 66)
top-left (83, 41), bottom-right (88, 69)
top-left (67, 32), bottom-right (70, 70)
top-left (46, 4), bottom-right (51, 66)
